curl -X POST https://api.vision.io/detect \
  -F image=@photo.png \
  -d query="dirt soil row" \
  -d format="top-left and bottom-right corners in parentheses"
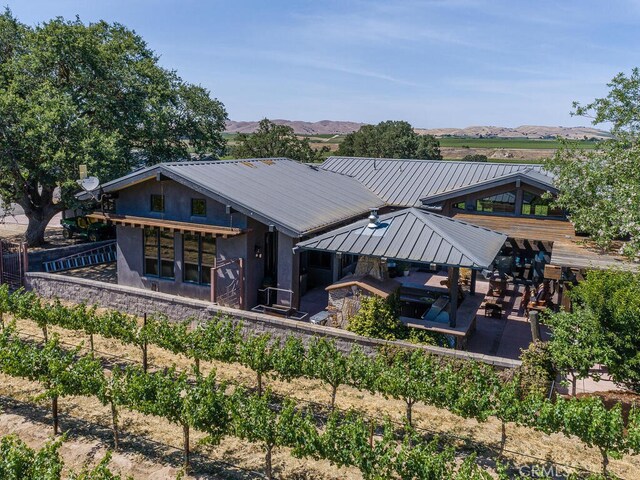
top-left (2, 316), bottom-right (639, 479)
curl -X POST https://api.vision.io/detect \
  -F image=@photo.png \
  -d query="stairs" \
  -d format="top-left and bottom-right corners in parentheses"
top-left (43, 241), bottom-right (117, 273)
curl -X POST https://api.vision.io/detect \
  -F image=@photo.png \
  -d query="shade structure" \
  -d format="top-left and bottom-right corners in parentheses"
top-left (297, 208), bottom-right (507, 270)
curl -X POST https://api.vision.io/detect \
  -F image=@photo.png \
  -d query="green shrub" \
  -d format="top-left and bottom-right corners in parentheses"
top-left (517, 341), bottom-right (556, 397)
top-left (348, 295), bottom-right (449, 347)
top-left (347, 295), bottom-right (403, 341)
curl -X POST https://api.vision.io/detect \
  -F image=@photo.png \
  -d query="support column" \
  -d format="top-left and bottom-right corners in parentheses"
top-left (449, 266), bottom-right (459, 328)
top-left (470, 269), bottom-right (477, 296)
top-left (515, 184), bottom-right (524, 216)
top-left (332, 253), bottom-right (342, 283)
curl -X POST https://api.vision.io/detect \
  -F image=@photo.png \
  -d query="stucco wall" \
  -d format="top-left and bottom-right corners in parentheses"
top-left (116, 177), bottom-right (248, 229)
top-left (24, 272), bottom-right (520, 369)
top-left (111, 178), bottom-right (300, 307)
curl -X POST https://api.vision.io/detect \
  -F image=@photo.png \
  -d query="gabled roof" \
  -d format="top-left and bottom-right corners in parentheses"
top-left (296, 208), bottom-right (507, 269)
top-left (84, 158), bottom-right (385, 238)
top-left (420, 168), bottom-right (557, 204)
top-left (320, 156), bottom-right (554, 207)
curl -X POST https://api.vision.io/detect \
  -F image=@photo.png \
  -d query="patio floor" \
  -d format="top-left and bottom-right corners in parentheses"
top-left (299, 270), bottom-right (550, 361)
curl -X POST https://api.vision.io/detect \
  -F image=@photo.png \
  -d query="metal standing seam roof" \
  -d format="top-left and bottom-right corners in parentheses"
top-left (296, 207), bottom-right (507, 269)
top-left (88, 158), bottom-right (385, 238)
top-left (320, 156), bottom-right (555, 207)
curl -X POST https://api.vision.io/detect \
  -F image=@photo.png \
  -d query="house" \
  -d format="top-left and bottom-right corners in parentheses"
top-left (83, 156), bottom-right (617, 315)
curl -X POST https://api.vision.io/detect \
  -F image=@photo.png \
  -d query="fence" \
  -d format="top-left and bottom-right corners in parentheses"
top-left (0, 240), bottom-right (27, 289)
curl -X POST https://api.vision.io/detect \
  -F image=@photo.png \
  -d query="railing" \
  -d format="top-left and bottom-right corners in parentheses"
top-left (43, 241), bottom-right (117, 273)
top-left (252, 287), bottom-right (308, 321)
top-left (0, 241), bottom-right (28, 289)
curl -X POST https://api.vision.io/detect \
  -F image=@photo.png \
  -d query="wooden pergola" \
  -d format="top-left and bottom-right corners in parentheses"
top-left (87, 212), bottom-right (245, 238)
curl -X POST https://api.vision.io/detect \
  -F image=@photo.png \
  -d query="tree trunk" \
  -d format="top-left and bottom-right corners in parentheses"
top-left (265, 445), bottom-right (273, 480)
top-left (141, 344), bottom-right (148, 372)
top-left (110, 399), bottom-right (119, 450)
top-left (571, 372), bottom-right (577, 396)
top-left (500, 421), bottom-right (507, 454)
top-left (600, 448), bottom-right (609, 479)
top-left (1, 312), bottom-right (4, 329)
top-left (24, 209), bottom-right (58, 247)
top-left (330, 384), bottom-right (338, 410)
top-left (42, 325), bottom-right (48, 343)
top-left (194, 357), bottom-right (200, 376)
top-left (183, 423), bottom-right (190, 472)
top-left (52, 395), bottom-right (59, 435)
top-left (257, 372), bottom-right (263, 396)
top-left (406, 399), bottom-right (413, 428)
top-left (142, 314), bottom-right (148, 373)
top-left (89, 333), bottom-right (95, 352)
top-left (20, 184), bottom-right (60, 248)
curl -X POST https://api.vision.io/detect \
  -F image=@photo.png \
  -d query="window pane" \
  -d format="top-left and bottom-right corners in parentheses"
top-left (145, 258), bottom-right (159, 276)
top-left (200, 235), bottom-right (216, 285)
top-left (183, 233), bottom-right (200, 283)
top-left (521, 191), bottom-right (563, 217)
top-left (159, 230), bottom-right (174, 278)
top-left (143, 228), bottom-right (158, 276)
top-left (151, 194), bottom-right (164, 212)
top-left (476, 191), bottom-right (516, 213)
top-left (191, 198), bottom-right (206, 216)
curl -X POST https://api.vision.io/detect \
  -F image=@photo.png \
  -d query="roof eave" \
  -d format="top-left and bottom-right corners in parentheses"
top-left (420, 173), bottom-right (557, 205)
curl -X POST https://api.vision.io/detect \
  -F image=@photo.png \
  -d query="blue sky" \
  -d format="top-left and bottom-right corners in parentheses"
top-left (6, 0), bottom-right (640, 128)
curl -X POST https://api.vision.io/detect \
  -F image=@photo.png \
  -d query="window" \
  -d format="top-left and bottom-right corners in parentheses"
top-left (183, 233), bottom-right (216, 285)
top-left (143, 227), bottom-right (175, 279)
top-left (476, 191), bottom-right (516, 214)
top-left (453, 201), bottom-right (468, 210)
top-left (191, 198), bottom-right (206, 217)
top-left (150, 194), bottom-right (164, 212)
top-left (144, 228), bottom-right (159, 276)
top-left (521, 191), bottom-right (564, 217)
top-left (308, 251), bottom-right (331, 270)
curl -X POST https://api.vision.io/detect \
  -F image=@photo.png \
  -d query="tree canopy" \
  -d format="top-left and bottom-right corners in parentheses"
top-left (546, 69), bottom-right (640, 257)
top-left (545, 269), bottom-right (640, 393)
top-left (461, 154), bottom-right (488, 162)
top-left (337, 120), bottom-right (442, 160)
top-left (231, 119), bottom-right (328, 162)
top-left (0, 11), bottom-right (227, 245)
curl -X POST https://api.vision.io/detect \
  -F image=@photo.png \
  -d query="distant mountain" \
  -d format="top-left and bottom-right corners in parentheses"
top-left (225, 119), bottom-right (366, 135)
top-left (416, 125), bottom-right (612, 140)
top-left (226, 120), bottom-right (612, 140)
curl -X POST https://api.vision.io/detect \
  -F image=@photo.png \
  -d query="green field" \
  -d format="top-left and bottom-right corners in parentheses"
top-left (437, 137), bottom-right (600, 149)
top-left (224, 132), bottom-right (600, 150)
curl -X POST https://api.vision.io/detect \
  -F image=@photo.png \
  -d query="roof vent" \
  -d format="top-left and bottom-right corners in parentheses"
top-left (367, 209), bottom-right (380, 229)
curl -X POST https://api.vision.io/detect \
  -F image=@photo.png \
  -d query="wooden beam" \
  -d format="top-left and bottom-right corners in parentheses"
top-left (87, 212), bottom-right (244, 237)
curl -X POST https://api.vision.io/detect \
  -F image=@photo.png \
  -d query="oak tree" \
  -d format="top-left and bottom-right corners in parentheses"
top-left (0, 11), bottom-right (227, 246)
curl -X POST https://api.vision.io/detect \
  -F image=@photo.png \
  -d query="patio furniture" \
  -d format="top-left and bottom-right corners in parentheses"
top-left (484, 301), bottom-right (503, 318)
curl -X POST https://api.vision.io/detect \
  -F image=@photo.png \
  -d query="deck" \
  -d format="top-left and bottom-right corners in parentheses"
top-left (453, 213), bottom-right (638, 271)
top-left (452, 213), bottom-right (577, 243)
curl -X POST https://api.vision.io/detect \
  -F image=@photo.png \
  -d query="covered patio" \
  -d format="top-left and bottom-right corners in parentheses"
top-left (297, 208), bottom-right (507, 349)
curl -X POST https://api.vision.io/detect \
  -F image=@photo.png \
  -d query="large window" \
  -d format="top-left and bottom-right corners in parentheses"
top-left (475, 191), bottom-right (516, 214)
top-left (191, 198), bottom-right (206, 217)
top-left (144, 228), bottom-right (174, 279)
top-left (183, 233), bottom-right (216, 285)
top-left (521, 191), bottom-right (564, 217)
top-left (150, 194), bottom-right (164, 212)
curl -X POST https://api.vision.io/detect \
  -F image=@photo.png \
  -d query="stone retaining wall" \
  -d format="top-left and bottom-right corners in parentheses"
top-left (24, 272), bottom-right (520, 369)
